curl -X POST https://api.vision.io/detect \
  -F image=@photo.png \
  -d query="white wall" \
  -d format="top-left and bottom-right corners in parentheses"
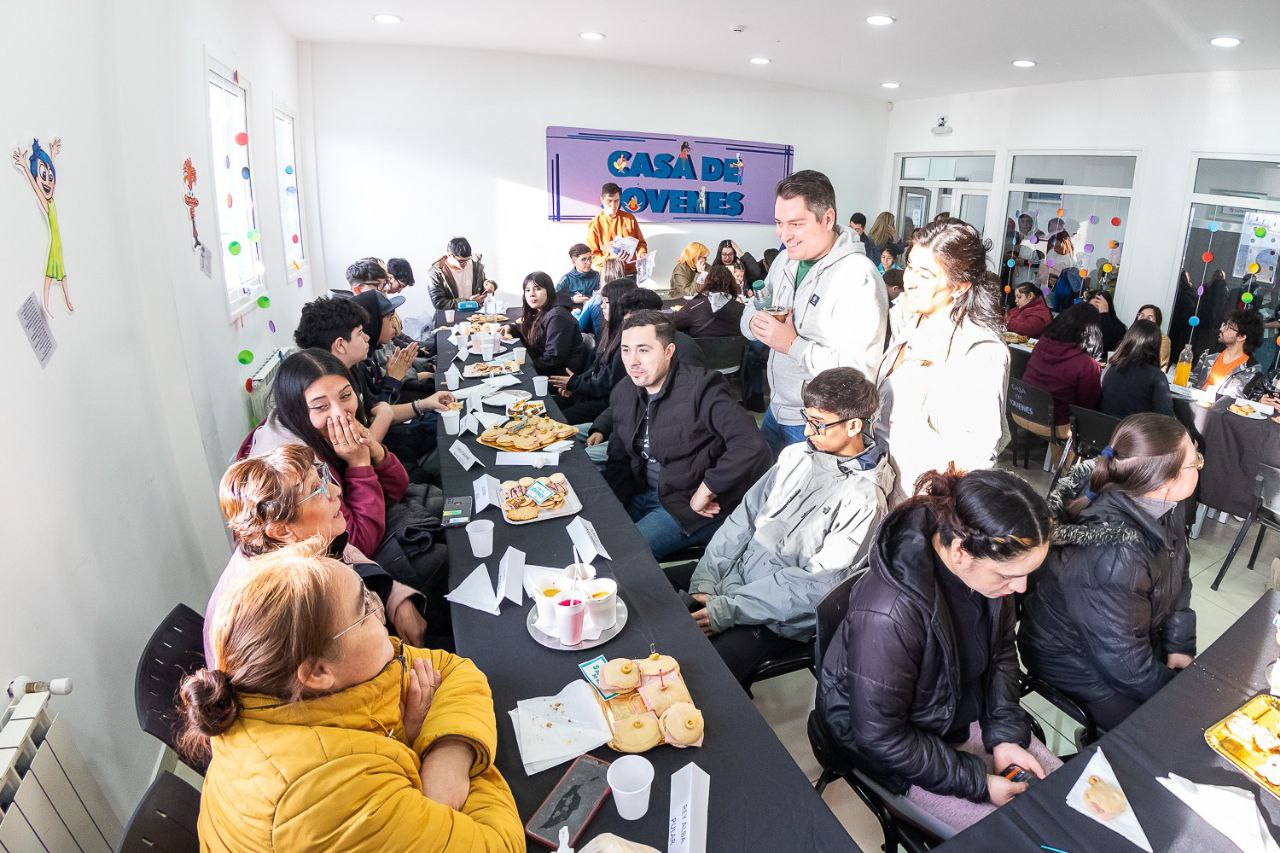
top-left (881, 71), bottom-right (1280, 322)
top-left (0, 0), bottom-right (317, 819)
top-left (302, 43), bottom-right (889, 322)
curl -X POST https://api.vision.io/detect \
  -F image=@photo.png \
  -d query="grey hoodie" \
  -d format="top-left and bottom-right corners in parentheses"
top-left (688, 440), bottom-right (894, 640)
top-left (740, 230), bottom-right (888, 425)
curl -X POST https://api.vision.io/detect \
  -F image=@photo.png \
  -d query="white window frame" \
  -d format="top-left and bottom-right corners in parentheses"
top-left (889, 151), bottom-right (1000, 251)
top-left (272, 103), bottom-right (309, 276)
top-left (204, 55), bottom-right (267, 321)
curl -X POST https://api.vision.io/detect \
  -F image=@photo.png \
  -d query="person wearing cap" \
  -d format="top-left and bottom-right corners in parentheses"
top-left (427, 237), bottom-right (496, 309)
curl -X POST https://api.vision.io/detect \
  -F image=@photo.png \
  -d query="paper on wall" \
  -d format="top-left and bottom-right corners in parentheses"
top-left (16, 293), bottom-right (56, 368)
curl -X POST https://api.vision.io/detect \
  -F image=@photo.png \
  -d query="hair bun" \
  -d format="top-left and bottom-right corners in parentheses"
top-left (179, 669), bottom-right (239, 737)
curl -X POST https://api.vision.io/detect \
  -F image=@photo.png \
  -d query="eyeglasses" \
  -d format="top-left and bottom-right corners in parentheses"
top-left (300, 462), bottom-right (338, 504)
top-left (331, 584), bottom-right (384, 641)
top-left (803, 415), bottom-right (859, 435)
top-left (1185, 452), bottom-right (1205, 472)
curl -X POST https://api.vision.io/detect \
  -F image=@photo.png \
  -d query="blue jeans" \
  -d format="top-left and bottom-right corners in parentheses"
top-left (626, 487), bottom-right (720, 560)
top-left (576, 424), bottom-right (609, 472)
top-left (761, 408), bottom-right (808, 459)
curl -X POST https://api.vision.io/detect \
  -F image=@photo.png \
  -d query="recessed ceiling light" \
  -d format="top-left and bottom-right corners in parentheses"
top-left (372, 14), bottom-right (401, 24)
top-left (1012, 59), bottom-right (1037, 68)
top-left (749, 56), bottom-right (771, 65)
top-left (881, 81), bottom-right (900, 89)
top-left (866, 15), bottom-right (896, 26)
top-left (579, 31), bottom-right (606, 41)
top-left (1210, 36), bottom-right (1241, 48)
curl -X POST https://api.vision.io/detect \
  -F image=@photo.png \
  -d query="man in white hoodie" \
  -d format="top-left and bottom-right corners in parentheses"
top-left (742, 170), bottom-right (888, 457)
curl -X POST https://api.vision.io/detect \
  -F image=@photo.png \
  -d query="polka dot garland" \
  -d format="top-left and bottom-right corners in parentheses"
top-left (1249, 262), bottom-right (1262, 275)
top-left (1006, 258), bottom-right (1016, 268)
top-left (1102, 263), bottom-right (1114, 273)
top-left (257, 295), bottom-right (271, 308)
top-left (1257, 226), bottom-right (1268, 238)
top-left (1242, 292), bottom-right (1255, 304)
top-left (234, 132), bottom-right (248, 146)
top-left (228, 241), bottom-right (242, 256)
top-left (1111, 217), bottom-right (1122, 226)
top-left (1202, 251), bottom-right (1214, 263)
top-left (237, 349), bottom-right (254, 365)
top-left (1189, 316), bottom-right (1201, 327)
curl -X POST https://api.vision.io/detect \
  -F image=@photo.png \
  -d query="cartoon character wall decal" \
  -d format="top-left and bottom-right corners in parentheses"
top-left (11, 138), bottom-right (72, 317)
top-left (678, 141), bottom-right (692, 161)
top-left (182, 158), bottom-right (202, 249)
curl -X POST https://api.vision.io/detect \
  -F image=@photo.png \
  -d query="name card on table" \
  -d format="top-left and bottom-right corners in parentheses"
top-left (454, 345), bottom-right (468, 363)
top-left (450, 441), bottom-right (483, 470)
top-left (497, 547), bottom-right (525, 605)
top-left (473, 474), bottom-right (501, 512)
top-left (566, 517), bottom-right (612, 563)
top-left (668, 763), bottom-right (710, 853)
top-left (495, 451), bottom-right (560, 468)
top-left (474, 411), bottom-right (508, 429)
top-left (461, 413), bottom-right (483, 436)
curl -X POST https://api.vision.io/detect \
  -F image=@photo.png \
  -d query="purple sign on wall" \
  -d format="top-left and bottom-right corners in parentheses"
top-left (546, 126), bottom-right (793, 224)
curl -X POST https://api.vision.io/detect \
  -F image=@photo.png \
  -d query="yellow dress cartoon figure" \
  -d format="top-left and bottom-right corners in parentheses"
top-left (11, 137), bottom-right (72, 317)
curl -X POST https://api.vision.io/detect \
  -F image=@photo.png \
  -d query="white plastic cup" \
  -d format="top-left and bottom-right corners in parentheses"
top-left (446, 371), bottom-right (460, 391)
top-left (584, 579), bottom-right (618, 630)
top-left (442, 409), bottom-right (461, 435)
top-left (444, 309), bottom-right (455, 324)
top-left (534, 579), bottom-right (564, 626)
top-left (608, 755), bottom-right (655, 820)
top-left (555, 595), bottom-right (586, 646)
top-left (466, 520), bottom-right (494, 558)
top-left (512, 346), bottom-right (527, 366)
top-left (533, 375), bottom-right (549, 396)
top-left (456, 332), bottom-right (470, 353)
top-left (480, 336), bottom-right (496, 361)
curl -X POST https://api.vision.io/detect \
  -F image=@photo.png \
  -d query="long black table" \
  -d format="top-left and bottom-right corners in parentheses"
top-left (941, 592), bottom-right (1280, 851)
top-left (433, 323), bottom-right (857, 852)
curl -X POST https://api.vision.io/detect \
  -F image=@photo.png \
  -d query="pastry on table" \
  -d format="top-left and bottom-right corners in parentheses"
top-left (660, 702), bottom-right (704, 746)
top-left (600, 658), bottom-right (641, 692)
top-left (612, 713), bottom-right (662, 753)
top-left (1260, 755), bottom-right (1280, 786)
top-left (637, 653), bottom-right (679, 678)
top-left (1082, 775), bottom-right (1127, 821)
top-left (638, 677), bottom-right (692, 716)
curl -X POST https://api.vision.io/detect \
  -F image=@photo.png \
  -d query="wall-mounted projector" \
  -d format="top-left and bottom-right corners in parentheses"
top-left (931, 116), bottom-right (953, 136)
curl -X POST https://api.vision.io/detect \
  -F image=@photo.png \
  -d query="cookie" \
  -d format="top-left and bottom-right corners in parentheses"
top-left (612, 713), bottom-right (662, 753)
top-left (601, 658), bottom-right (640, 692)
top-left (505, 504), bottom-right (540, 522)
top-left (660, 702), bottom-right (704, 746)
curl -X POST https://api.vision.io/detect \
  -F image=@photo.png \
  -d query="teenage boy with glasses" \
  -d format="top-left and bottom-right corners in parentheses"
top-left (667, 367), bottom-right (893, 685)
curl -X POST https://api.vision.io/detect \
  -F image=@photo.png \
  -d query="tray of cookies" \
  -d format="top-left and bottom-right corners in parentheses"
top-left (593, 654), bottom-right (705, 754)
top-left (478, 416), bottom-right (578, 452)
top-left (500, 474), bottom-right (582, 524)
top-left (1205, 693), bottom-right (1280, 798)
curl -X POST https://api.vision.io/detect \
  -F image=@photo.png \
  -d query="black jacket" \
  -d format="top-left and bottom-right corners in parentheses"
top-left (1100, 363), bottom-right (1174, 420)
top-left (516, 306), bottom-right (588, 375)
top-left (604, 359), bottom-right (770, 535)
top-left (587, 333), bottom-right (705, 438)
top-left (817, 506), bottom-right (1031, 800)
top-left (568, 342), bottom-right (624, 402)
top-left (1018, 461), bottom-right (1195, 709)
top-left (1097, 313), bottom-right (1128, 354)
top-left (672, 295), bottom-right (745, 339)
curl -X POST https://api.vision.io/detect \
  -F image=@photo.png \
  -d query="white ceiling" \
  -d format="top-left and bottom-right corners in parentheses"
top-left (268, 0), bottom-right (1280, 100)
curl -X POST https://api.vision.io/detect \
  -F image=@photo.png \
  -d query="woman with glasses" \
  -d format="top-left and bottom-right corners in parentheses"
top-left (874, 219), bottom-right (1009, 505)
top-left (206, 444), bottom-right (438, 666)
top-left (1019, 413), bottom-right (1200, 730)
top-left (182, 540), bottom-right (523, 852)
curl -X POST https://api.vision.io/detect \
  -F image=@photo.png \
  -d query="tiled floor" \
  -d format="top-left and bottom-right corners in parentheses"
top-left (750, 452), bottom-right (1279, 851)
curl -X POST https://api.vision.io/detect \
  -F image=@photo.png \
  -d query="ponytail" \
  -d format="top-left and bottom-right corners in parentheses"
top-left (176, 669), bottom-right (239, 762)
top-left (1065, 413), bottom-right (1189, 518)
top-left (902, 466), bottom-right (1051, 561)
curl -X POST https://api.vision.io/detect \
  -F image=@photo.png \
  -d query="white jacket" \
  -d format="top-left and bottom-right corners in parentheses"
top-left (741, 230), bottom-right (888, 425)
top-left (688, 441), bottom-right (893, 640)
top-left (875, 308), bottom-right (1010, 506)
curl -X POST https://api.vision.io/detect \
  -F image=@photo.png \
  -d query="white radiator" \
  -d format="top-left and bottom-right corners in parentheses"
top-left (0, 692), bottom-right (122, 852)
top-left (246, 347), bottom-right (290, 427)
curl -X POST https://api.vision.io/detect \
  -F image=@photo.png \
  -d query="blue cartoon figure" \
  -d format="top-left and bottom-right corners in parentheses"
top-left (11, 137), bottom-right (72, 316)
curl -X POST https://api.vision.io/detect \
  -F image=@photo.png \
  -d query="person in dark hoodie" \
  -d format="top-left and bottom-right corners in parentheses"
top-left (548, 277), bottom-right (637, 424)
top-left (1019, 413), bottom-right (1198, 731)
top-left (555, 243), bottom-right (601, 307)
top-left (817, 467), bottom-right (1060, 836)
top-left (1017, 302), bottom-right (1103, 464)
top-left (1005, 284), bottom-right (1052, 338)
top-left (502, 271), bottom-right (588, 375)
top-left (605, 310), bottom-right (771, 559)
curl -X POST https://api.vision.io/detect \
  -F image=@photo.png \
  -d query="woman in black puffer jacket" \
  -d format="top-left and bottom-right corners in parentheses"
top-left (817, 468), bottom-right (1061, 835)
top-left (1018, 413), bottom-right (1199, 731)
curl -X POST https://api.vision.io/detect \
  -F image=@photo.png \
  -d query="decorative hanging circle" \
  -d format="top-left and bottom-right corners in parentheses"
top-left (1111, 217), bottom-right (1122, 226)
top-left (1084, 243), bottom-right (1095, 254)
top-left (1089, 215), bottom-right (1099, 225)
top-left (246, 229), bottom-right (260, 242)
top-left (268, 320), bottom-right (277, 332)
top-left (1006, 258), bottom-right (1016, 268)
top-left (1249, 262), bottom-right (1262, 274)
top-left (1079, 267), bottom-right (1089, 277)
top-left (1188, 316), bottom-right (1201, 327)
top-left (1197, 285), bottom-right (1205, 296)
top-left (297, 276), bottom-right (304, 287)
top-left (226, 193), bottom-right (233, 208)
top-left (1202, 251), bottom-right (1214, 263)
top-left (1003, 285), bottom-right (1011, 294)
top-left (1103, 263), bottom-right (1114, 273)
top-left (1207, 222), bottom-right (1221, 233)
top-left (244, 378), bottom-right (254, 393)
top-left (1109, 240), bottom-right (1118, 249)
top-left (241, 166), bottom-right (251, 179)
top-left (284, 165), bottom-right (294, 175)
top-left (1056, 207), bottom-right (1064, 217)
top-left (291, 234), bottom-right (300, 244)
top-left (228, 241), bottom-right (242, 256)
top-left (257, 295), bottom-right (271, 308)
top-left (1256, 226), bottom-right (1268, 238)
top-left (234, 132), bottom-right (249, 146)
top-left (1046, 258), bottom-right (1055, 268)
top-left (1242, 291), bottom-right (1255, 304)
top-left (237, 349), bottom-right (254, 365)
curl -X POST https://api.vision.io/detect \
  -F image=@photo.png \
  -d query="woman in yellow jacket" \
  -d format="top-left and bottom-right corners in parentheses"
top-left (180, 539), bottom-right (523, 852)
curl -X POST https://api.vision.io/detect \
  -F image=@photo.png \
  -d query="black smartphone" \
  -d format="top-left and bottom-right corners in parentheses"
top-left (998, 764), bottom-right (1034, 785)
top-left (680, 591), bottom-right (702, 612)
top-left (526, 754), bottom-right (612, 849)
top-left (442, 496), bottom-right (473, 527)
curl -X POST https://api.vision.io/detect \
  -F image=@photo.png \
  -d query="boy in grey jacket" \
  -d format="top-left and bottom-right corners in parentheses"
top-left (667, 367), bottom-right (893, 684)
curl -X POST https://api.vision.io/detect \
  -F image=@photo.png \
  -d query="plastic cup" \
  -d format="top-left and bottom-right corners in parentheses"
top-left (555, 595), bottom-right (585, 646)
top-left (584, 579), bottom-right (618, 630)
top-left (607, 755), bottom-right (655, 820)
top-left (534, 579), bottom-right (563, 626)
top-left (480, 336), bottom-right (495, 361)
top-left (442, 409), bottom-right (461, 435)
top-left (533, 375), bottom-right (549, 396)
top-left (512, 346), bottom-right (527, 366)
top-left (465, 520), bottom-right (493, 558)
top-left (446, 371), bottom-right (460, 391)
top-left (444, 309), bottom-right (455, 324)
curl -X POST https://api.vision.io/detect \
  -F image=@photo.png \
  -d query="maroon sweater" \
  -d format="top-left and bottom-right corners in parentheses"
top-left (1022, 337), bottom-right (1102, 425)
top-left (1006, 297), bottom-right (1053, 338)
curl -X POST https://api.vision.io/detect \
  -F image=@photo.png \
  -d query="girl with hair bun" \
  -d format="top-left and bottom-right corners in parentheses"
top-left (875, 219), bottom-right (1011, 505)
top-left (1019, 413), bottom-right (1199, 730)
top-left (817, 467), bottom-right (1061, 836)
top-left (181, 540), bottom-right (523, 852)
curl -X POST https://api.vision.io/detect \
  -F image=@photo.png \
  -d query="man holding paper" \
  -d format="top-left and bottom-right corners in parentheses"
top-left (587, 182), bottom-right (647, 275)
top-left (605, 310), bottom-right (771, 559)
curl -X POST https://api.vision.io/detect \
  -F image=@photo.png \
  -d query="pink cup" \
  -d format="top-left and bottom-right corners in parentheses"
top-left (556, 596), bottom-right (586, 646)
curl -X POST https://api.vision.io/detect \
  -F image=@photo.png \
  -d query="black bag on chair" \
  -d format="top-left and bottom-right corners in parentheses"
top-left (374, 483), bottom-right (453, 644)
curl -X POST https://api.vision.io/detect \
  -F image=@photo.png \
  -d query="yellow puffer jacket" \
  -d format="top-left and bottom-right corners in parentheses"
top-left (197, 641), bottom-right (523, 852)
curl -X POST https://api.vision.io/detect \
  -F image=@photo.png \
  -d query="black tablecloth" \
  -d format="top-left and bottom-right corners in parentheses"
top-left (941, 593), bottom-right (1280, 852)
top-left (1199, 398), bottom-right (1280, 517)
top-left (433, 322), bottom-right (857, 852)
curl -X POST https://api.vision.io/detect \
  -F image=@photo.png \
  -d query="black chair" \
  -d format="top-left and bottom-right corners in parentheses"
top-left (742, 639), bottom-right (814, 699)
top-left (135, 604), bottom-right (208, 775)
top-left (692, 335), bottom-right (748, 400)
top-left (1018, 671), bottom-right (1099, 750)
top-left (1047, 405), bottom-right (1122, 495)
top-left (1006, 378), bottom-right (1065, 470)
top-left (1211, 463), bottom-right (1280, 590)
top-left (1008, 345), bottom-right (1032, 381)
top-left (117, 771), bottom-right (200, 853)
top-left (807, 573), bottom-right (944, 852)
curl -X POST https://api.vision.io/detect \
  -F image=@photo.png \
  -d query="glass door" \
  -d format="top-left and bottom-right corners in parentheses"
top-left (898, 186), bottom-right (929, 235)
top-left (958, 192), bottom-right (989, 237)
